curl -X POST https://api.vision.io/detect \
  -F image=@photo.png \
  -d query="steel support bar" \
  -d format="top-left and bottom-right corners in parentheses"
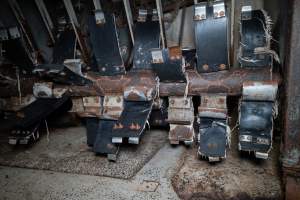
top-left (62, 0), bottom-right (89, 63)
top-left (7, 0), bottom-right (36, 61)
top-left (34, 0), bottom-right (55, 43)
top-left (89, 68), bottom-right (280, 96)
top-left (0, 69), bottom-right (281, 97)
top-left (282, 1), bottom-right (300, 200)
top-left (123, 0), bottom-right (134, 44)
top-left (156, 0), bottom-right (165, 48)
top-left (159, 68), bottom-right (281, 96)
top-left (93, 0), bottom-right (102, 10)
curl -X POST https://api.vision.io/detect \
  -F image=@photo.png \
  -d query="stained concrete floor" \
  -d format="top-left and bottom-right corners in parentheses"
top-left (0, 127), bottom-right (168, 179)
top-left (0, 125), bottom-right (282, 200)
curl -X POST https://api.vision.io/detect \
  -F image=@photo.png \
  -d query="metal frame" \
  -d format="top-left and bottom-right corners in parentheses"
top-left (123, 0), bottom-right (135, 44)
top-left (34, 0), bottom-right (56, 43)
top-left (62, 0), bottom-right (89, 62)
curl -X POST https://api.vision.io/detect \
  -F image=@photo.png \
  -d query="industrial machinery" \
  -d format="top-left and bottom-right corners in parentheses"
top-left (0, 0), bottom-right (280, 162)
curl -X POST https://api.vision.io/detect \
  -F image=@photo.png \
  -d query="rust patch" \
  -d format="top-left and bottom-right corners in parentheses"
top-left (169, 46), bottom-right (182, 60)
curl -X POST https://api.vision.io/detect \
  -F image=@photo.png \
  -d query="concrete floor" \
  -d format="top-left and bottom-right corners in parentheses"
top-left (0, 125), bottom-right (282, 200)
top-left (0, 127), bottom-right (168, 179)
top-left (0, 144), bottom-right (184, 200)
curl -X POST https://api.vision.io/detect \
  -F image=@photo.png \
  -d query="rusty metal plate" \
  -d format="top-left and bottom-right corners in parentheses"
top-left (239, 9), bottom-right (272, 67)
top-left (3, 95), bottom-right (36, 112)
top-left (70, 98), bottom-right (84, 113)
top-left (168, 108), bottom-right (194, 124)
top-left (199, 95), bottom-right (227, 119)
top-left (168, 97), bottom-right (193, 109)
top-left (83, 96), bottom-right (101, 108)
top-left (151, 47), bottom-right (186, 82)
top-left (194, 1), bottom-right (228, 73)
top-left (102, 95), bottom-right (123, 119)
top-left (87, 13), bottom-right (125, 75)
top-left (169, 124), bottom-right (194, 143)
top-left (132, 21), bottom-right (160, 70)
top-left (200, 95), bottom-right (226, 109)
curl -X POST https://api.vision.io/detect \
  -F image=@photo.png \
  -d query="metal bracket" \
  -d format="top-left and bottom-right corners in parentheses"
top-left (152, 9), bottom-right (159, 21)
top-left (241, 6), bottom-right (252, 20)
top-left (151, 49), bottom-right (164, 63)
top-left (93, 0), bottom-right (105, 25)
top-left (95, 10), bottom-right (106, 25)
top-left (128, 137), bottom-right (139, 144)
top-left (0, 29), bottom-right (9, 41)
top-left (194, 4), bottom-right (206, 21)
top-left (8, 27), bottom-right (21, 39)
top-left (63, 59), bottom-right (83, 76)
top-left (137, 9), bottom-right (148, 22)
top-left (112, 137), bottom-right (123, 144)
top-left (213, 1), bottom-right (226, 19)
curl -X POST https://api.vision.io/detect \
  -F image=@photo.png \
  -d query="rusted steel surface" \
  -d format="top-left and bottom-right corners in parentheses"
top-left (0, 78), bottom-right (35, 97)
top-left (168, 97), bottom-right (194, 124)
top-left (285, 176), bottom-right (300, 200)
top-left (0, 68), bottom-right (281, 98)
top-left (159, 68), bottom-right (281, 96)
top-left (89, 70), bottom-right (157, 95)
top-left (124, 85), bottom-right (155, 101)
top-left (169, 124), bottom-right (194, 144)
top-left (70, 96), bottom-right (102, 118)
top-left (102, 95), bottom-right (123, 119)
top-left (282, 0), bottom-right (300, 176)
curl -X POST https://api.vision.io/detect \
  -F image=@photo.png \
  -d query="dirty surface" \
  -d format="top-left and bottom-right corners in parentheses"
top-left (0, 127), bottom-right (167, 179)
top-left (172, 133), bottom-right (282, 200)
top-left (0, 143), bottom-right (184, 200)
top-left (0, 124), bottom-right (282, 199)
